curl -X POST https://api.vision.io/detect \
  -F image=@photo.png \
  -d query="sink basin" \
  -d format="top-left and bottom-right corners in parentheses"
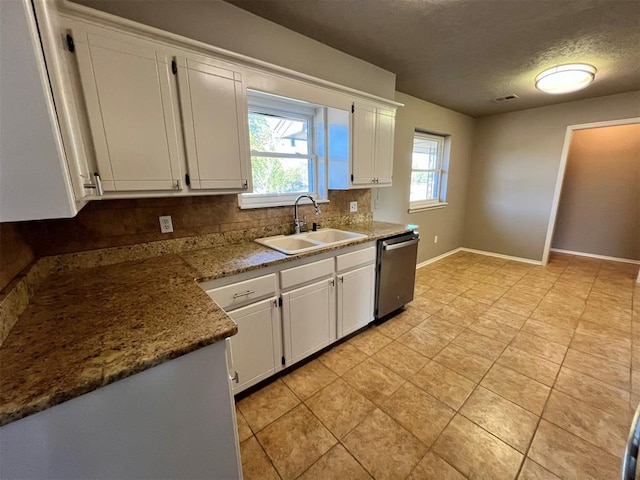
top-left (304, 229), bottom-right (366, 244)
top-left (255, 229), bottom-right (367, 255)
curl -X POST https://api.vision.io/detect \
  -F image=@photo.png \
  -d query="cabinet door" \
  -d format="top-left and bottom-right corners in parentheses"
top-left (338, 264), bottom-right (375, 338)
top-left (374, 108), bottom-right (395, 186)
top-left (176, 57), bottom-right (250, 191)
top-left (350, 102), bottom-right (376, 185)
top-left (282, 279), bottom-right (336, 365)
top-left (73, 30), bottom-right (182, 192)
top-left (227, 297), bottom-right (281, 394)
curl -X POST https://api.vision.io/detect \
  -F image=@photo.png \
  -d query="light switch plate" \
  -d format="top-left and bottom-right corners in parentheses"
top-left (350, 201), bottom-right (358, 213)
top-left (159, 215), bottom-right (173, 233)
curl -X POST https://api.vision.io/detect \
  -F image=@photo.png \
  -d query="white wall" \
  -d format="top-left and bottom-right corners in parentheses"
top-left (374, 92), bottom-right (475, 264)
top-left (463, 91), bottom-right (640, 261)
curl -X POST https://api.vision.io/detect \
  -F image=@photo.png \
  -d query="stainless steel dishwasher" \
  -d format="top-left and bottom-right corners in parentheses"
top-left (375, 231), bottom-right (420, 320)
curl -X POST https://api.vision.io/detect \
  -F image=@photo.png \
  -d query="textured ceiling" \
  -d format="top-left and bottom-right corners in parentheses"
top-left (225, 0), bottom-right (640, 117)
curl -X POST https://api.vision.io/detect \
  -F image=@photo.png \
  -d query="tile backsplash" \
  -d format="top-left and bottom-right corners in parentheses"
top-left (21, 189), bottom-right (372, 257)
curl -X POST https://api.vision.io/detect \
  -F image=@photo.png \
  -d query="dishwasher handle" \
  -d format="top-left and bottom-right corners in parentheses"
top-left (383, 238), bottom-right (419, 251)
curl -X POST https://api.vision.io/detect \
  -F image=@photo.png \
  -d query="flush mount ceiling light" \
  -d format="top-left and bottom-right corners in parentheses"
top-left (535, 63), bottom-right (597, 94)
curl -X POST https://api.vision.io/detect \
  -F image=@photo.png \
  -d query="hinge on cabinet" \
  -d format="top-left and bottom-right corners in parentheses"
top-left (351, 104), bottom-right (355, 114)
top-left (171, 59), bottom-right (177, 75)
top-left (278, 297), bottom-right (283, 307)
top-left (242, 180), bottom-right (248, 190)
top-left (351, 174), bottom-right (354, 182)
top-left (185, 173), bottom-right (191, 186)
top-left (66, 34), bottom-right (75, 53)
top-left (281, 356), bottom-right (285, 366)
top-left (174, 179), bottom-right (182, 190)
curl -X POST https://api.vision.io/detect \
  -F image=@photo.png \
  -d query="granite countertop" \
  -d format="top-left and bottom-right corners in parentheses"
top-left (0, 221), bottom-right (409, 427)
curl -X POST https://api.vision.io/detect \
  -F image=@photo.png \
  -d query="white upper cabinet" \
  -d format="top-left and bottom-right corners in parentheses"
top-left (351, 101), bottom-right (396, 187)
top-left (175, 56), bottom-right (250, 191)
top-left (72, 29), bottom-right (183, 192)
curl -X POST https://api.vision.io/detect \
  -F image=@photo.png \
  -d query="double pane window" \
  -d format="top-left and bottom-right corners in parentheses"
top-left (410, 132), bottom-right (446, 208)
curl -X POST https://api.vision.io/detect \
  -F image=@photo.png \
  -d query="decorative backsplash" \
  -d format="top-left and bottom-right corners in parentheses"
top-left (20, 189), bottom-right (372, 257)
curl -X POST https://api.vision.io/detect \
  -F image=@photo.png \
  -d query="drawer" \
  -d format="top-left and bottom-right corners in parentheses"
top-left (280, 258), bottom-right (334, 290)
top-left (206, 273), bottom-right (276, 311)
top-left (336, 246), bottom-right (376, 272)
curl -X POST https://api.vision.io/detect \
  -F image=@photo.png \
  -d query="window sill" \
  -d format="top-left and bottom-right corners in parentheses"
top-left (238, 195), bottom-right (330, 210)
top-left (408, 202), bottom-right (448, 213)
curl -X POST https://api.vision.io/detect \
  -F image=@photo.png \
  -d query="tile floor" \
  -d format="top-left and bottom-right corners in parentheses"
top-left (235, 251), bottom-right (640, 480)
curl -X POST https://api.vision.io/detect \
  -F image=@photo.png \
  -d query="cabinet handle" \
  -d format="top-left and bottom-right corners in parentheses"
top-left (329, 279), bottom-right (335, 287)
top-left (83, 172), bottom-right (104, 196)
top-left (230, 370), bottom-right (239, 383)
top-left (232, 290), bottom-right (255, 299)
top-left (339, 276), bottom-right (344, 283)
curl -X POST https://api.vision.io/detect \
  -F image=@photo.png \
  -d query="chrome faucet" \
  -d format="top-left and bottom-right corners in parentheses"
top-left (293, 194), bottom-right (321, 234)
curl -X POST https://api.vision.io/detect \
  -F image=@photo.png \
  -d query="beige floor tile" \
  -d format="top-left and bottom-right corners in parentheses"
top-left (480, 305), bottom-right (529, 329)
top-left (437, 276), bottom-right (478, 295)
top-left (343, 358), bottom-right (405, 404)
top-left (577, 318), bottom-right (630, 343)
top-left (257, 404), bottom-right (337, 480)
top-left (508, 284), bottom-right (548, 301)
top-left (451, 329), bottom-right (507, 361)
top-left (422, 288), bottom-right (459, 304)
top-left (528, 420), bottom-right (620, 480)
top-left (542, 390), bottom-right (628, 458)
top-left (433, 414), bottom-right (523, 480)
top-left (469, 316), bottom-right (519, 343)
top-left (372, 341), bottom-right (429, 379)
top-left (305, 378), bottom-right (374, 439)
top-left (238, 379), bottom-right (300, 432)
top-left (462, 282), bottom-right (509, 305)
top-left (437, 305), bottom-right (478, 327)
top-left (240, 436), bottom-right (281, 480)
top-left (281, 360), bottom-right (338, 400)
top-left (467, 262), bottom-right (502, 275)
top-left (407, 451), bottom-right (465, 480)
top-left (496, 346), bottom-right (560, 386)
top-left (390, 307), bottom-right (431, 326)
top-left (318, 342), bottom-right (367, 376)
top-left (518, 458), bottom-right (560, 479)
top-left (342, 409), bottom-right (427, 480)
top-left (416, 315), bottom-right (465, 341)
top-left (554, 367), bottom-right (630, 417)
top-left (563, 348), bottom-right (630, 391)
top-left (408, 295), bottom-right (448, 315)
top-left (410, 361), bottom-right (476, 410)
top-left (481, 364), bottom-right (550, 415)
top-left (510, 331), bottom-right (567, 364)
top-left (529, 304), bottom-right (581, 330)
top-left (236, 407), bottom-right (253, 443)
top-left (433, 343), bottom-right (493, 382)
top-left (451, 296), bottom-right (490, 318)
top-left (374, 314), bottom-right (416, 339)
top-left (460, 386), bottom-right (539, 453)
top-left (348, 328), bottom-right (392, 356)
top-left (570, 329), bottom-right (631, 366)
top-left (521, 318), bottom-right (575, 346)
top-left (380, 382), bottom-right (455, 446)
top-left (298, 444), bottom-right (371, 480)
top-left (397, 326), bottom-right (450, 358)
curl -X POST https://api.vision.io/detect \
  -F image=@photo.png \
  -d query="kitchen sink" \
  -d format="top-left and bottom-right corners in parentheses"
top-left (255, 228), bottom-right (367, 255)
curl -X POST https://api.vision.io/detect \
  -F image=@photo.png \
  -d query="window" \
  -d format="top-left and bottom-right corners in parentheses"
top-left (239, 91), bottom-right (326, 209)
top-left (409, 131), bottom-right (448, 211)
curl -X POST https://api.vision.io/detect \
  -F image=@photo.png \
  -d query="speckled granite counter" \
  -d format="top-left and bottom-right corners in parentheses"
top-left (0, 221), bottom-right (409, 427)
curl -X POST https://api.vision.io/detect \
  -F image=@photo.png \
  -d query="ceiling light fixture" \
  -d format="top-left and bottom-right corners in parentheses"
top-left (535, 63), bottom-right (596, 94)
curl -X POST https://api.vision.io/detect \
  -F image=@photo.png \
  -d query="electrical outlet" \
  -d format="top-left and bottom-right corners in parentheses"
top-left (434, 235), bottom-right (438, 244)
top-left (350, 201), bottom-right (358, 213)
top-left (159, 215), bottom-right (174, 233)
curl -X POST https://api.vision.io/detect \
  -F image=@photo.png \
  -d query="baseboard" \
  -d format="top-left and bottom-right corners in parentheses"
top-left (550, 248), bottom-right (640, 265)
top-left (458, 248), bottom-right (543, 265)
top-left (416, 248), bottom-right (463, 269)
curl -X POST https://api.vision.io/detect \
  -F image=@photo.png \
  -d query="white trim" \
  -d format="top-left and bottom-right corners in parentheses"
top-left (408, 202), bottom-right (447, 213)
top-left (416, 248), bottom-right (463, 269)
top-left (550, 248), bottom-right (640, 265)
top-left (459, 248), bottom-right (543, 265)
top-left (56, 0), bottom-right (403, 109)
top-left (542, 117), bottom-right (640, 265)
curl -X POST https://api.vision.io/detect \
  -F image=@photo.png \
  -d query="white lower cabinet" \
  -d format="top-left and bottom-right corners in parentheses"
top-left (203, 243), bottom-right (376, 394)
top-left (337, 264), bottom-right (375, 338)
top-left (281, 278), bottom-right (336, 366)
top-left (226, 297), bottom-right (281, 394)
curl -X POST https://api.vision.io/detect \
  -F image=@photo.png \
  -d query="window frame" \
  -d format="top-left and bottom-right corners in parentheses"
top-left (239, 92), bottom-right (327, 209)
top-left (408, 131), bottom-right (449, 213)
